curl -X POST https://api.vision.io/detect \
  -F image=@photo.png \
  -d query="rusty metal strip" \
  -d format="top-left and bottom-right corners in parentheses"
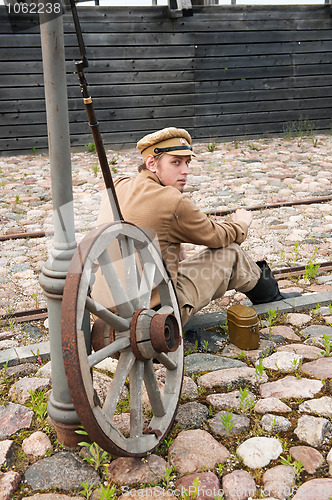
top-left (204, 195), bottom-right (332, 217)
top-left (1, 195), bottom-right (332, 242)
top-left (0, 231), bottom-right (49, 241)
top-left (0, 307), bottom-right (48, 325)
top-left (274, 261), bottom-right (332, 279)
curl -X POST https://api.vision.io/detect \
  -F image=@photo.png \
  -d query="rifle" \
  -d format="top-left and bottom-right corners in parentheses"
top-left (69, 0), bottom-right (124, 222)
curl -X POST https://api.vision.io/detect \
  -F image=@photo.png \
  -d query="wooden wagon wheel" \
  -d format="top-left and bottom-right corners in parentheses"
top-left (61, 221), bottom-right (183, 457)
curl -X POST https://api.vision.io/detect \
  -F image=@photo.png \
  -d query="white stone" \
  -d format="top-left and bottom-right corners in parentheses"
top-left (259, 351), bottom-right (302, 372)
top-left (254, 397), bottom-right (291, 414)
top-left (298, 396), bottom-right (332, 418)
top-left (294, 415), bottom-right (332, 447)
top-left (236, 437), bottom-right (283, 469)
top-left (22, 431), bottom-right (52, 457)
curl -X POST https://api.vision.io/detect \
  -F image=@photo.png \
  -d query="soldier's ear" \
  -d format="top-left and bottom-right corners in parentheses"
top-left (145, 155), bottom-right (157, 173)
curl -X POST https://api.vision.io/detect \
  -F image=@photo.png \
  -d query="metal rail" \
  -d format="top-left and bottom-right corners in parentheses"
top-left (1, 194), bottom-right (332, 242)
top-left (2, 261), bottom-right (331, 325)
top-left (204, 195), bottom-right (332, 217)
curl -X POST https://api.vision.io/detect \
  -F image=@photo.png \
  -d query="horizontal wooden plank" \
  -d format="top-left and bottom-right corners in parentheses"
top-left (0, 113), bottom-right (196, 138)
top-left (0, 32), bottom-right (193, 48)
top-left (196, 75), bottom-right (332, 93)
top-left (194, 119), bottom-right (332, 141)
top-left (0, 57), bottom-right (195, 74)
top-left (0, 45), bottom-right (195, 61)
top-left (195, 107), bottom-right (332, 128)
top-left (195, 85), bottom-right (332, 105)
top-left (189, 5), bottom-right (332, 21)
top-left (194, 30), bottom-right (332, 46)
top-left (195, 97), bottom-right (332, 116)
top-left (2, 104), bottom-right (193, 127)
top-left (195, 64), bottom-right (332, 82)
top-left (196, 52), bottom-right (332, 70)
top-left (1, 82), bottom-right (194, 100)
top-left (0, 93), bottom-right (196, 113)
top-left (196, 41), bottom-right (332, 57)
top-left (0, 68), bottom-right (195, 87)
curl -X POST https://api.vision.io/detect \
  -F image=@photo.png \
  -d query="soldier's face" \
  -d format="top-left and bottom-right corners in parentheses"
top-left (151, 154), bottom-right (191, 192)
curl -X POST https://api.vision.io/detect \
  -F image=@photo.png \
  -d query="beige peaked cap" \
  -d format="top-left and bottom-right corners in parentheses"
top-left (137, 127), bottom-right (195, 161)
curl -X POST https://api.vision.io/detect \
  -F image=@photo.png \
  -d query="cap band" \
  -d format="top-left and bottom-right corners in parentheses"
top-left (154, 145), bottom-right (193, 154)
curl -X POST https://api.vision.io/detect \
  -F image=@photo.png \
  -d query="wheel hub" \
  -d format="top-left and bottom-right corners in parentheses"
top-left (130, 309), bottom-right (181, 361)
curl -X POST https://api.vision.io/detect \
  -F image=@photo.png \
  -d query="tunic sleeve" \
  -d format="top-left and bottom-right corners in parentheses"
top-left (169, 195), bottom-right (248, 248)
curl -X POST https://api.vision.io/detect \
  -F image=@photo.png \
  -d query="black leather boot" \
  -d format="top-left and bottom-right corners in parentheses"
top-left (245, 260), bottom-right (301, 305)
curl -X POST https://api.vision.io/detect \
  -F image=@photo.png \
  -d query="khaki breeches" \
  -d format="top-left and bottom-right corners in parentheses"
top-left (175, 243), bottom-right (261, 326)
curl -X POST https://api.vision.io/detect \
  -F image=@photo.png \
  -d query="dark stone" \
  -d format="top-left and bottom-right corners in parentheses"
top-left (262, 334), bottom-right (286, 345)
top-left (24, 451), bottom-right (100, 492)
top-left (7, 363), bottom-right (37, 378)
top-left (184, 312), bottom-right (227, 331)
top-left (302, 325), bottom-right (332, 338)
top-left (184, 328), bottom-right (227, 354)
top-left (22, 324), bottom-right (43, 341)
top-left (175, 402), bottom-right (209, 429)
top-left (184, 353), bottom-right (245, 376)
top-left (209, 411), bottom-right (250, 437)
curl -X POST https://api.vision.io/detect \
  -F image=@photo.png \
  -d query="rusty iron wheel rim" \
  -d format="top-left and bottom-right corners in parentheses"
top-left (61, 221), bottom-right (183, 457)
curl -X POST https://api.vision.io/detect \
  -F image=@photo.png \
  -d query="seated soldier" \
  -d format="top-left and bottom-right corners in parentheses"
top-left (94, 127), bottom-right (299, 326)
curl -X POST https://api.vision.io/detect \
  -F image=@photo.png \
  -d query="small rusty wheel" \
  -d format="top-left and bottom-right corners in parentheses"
top-left (61, 222), bottom-right (183, 457)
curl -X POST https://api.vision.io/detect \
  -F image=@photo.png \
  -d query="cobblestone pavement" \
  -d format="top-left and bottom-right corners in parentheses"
top-left (0, 134), bottom-right (332, 499)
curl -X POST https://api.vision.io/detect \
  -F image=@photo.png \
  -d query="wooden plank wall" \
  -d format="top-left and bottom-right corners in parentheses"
top-left (1, 4), bottom-right (332, 155)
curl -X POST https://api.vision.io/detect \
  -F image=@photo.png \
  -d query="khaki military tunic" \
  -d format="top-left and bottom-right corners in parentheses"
top-left (93, 169), bottom-right (261, 325)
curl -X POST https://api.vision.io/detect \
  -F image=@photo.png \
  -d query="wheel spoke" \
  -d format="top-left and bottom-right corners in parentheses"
top-left (98, 249), bottom-right (134, 318)
top-left (138, 261), bottom-right (156, 309)
top-left (155, 353), bottom-right (177, 371)
top-left (143, 360), bottom-right (166, 417)
top-left (88, 337), bottom-right (130, 368)
top-left (129, 360), bottom-right (144, 438)
top-left (119, 236), bottom-right (140, 310)
top-left (86, 297), bottom-right (130, 331)
top-left (156, 305), bottom-right (174, 315)
top-left (103, 350), bottom-right (135, 418)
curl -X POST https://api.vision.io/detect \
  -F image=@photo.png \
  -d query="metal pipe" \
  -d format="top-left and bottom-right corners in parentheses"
top-left (38, 0), bottom-right (82, 446)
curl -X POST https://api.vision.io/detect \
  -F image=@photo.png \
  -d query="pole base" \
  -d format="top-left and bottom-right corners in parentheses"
top-left (49, 418), bottom-right (84, 449)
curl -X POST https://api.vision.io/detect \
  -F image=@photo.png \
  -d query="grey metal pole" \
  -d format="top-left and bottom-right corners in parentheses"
top-left (38, 0), bottom-right (81, 446)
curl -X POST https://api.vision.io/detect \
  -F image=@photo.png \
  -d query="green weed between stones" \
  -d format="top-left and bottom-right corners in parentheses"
top-left (238, 387), bottom-right (255, 414)
top-left (321, 333), bottom-right (332, 356)
top-left (206, 142), bottom-right (218, 152)
top-left (279, 454), bottom-right (304, 476)
top-left (303, 260), bottom-right (321, 281)
top-left (219, 410), bottom-right (234, 435)
top-left (254, 358), bottom-right (265, 382)
top-left (26, 388), bottom-right (48, 427)
top-left (76, 428), bottom-right (110, 475)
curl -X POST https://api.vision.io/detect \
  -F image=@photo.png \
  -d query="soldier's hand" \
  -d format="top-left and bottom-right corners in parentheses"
top-left (232, 208), bottom-right (253, 228)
